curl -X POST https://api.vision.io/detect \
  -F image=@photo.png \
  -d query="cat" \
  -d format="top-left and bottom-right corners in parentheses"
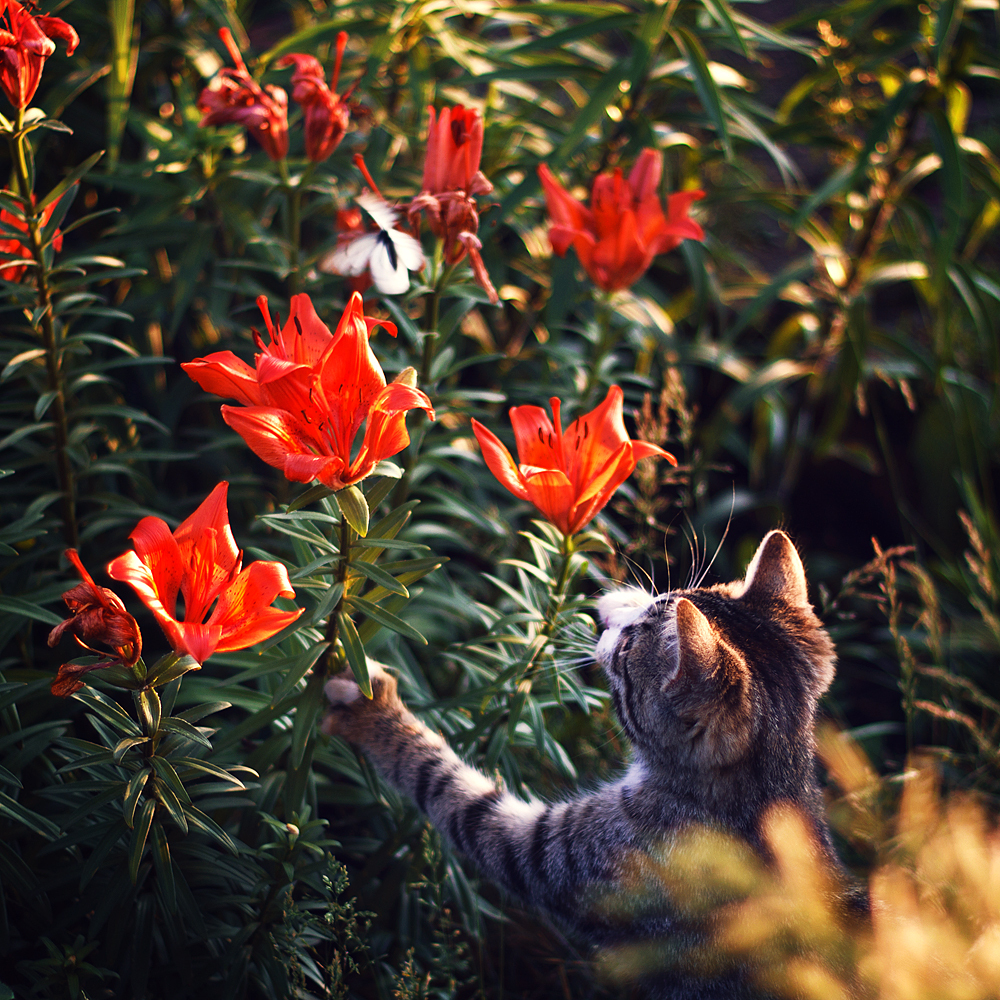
top-left (323, 529), bottom-right (863, 998)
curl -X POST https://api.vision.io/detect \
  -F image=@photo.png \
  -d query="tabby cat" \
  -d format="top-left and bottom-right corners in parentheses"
top-left (323, 530), bottom-right (862, 998)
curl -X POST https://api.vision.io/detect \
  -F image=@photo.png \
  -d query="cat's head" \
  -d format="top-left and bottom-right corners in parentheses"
top-left (593, 530), bottom-right (835, 773)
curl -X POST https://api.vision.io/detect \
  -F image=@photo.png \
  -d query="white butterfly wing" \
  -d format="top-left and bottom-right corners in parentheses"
top-left (389, 230), bottom-right (426, 272)
top-left (320, 233), bottom-right (381, 276)
top-left (356, 191), bottom-right (400, 231)
top-left (368, 232), bottom-right (411, 295)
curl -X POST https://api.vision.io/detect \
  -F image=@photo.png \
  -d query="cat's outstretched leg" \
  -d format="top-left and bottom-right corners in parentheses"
top-left (323, 664), bottom-right (640, 922)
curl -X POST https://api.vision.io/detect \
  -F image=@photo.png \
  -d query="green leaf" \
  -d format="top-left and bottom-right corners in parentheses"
top-left (675, 27), bottom-right (732, 159)
top-left (151, 776), bottom-right (189, 835)
top-left (171, 758), bottom-right (248, 789)
top-left (123, 769), bottom-right (150, 828)
top-left (35, 150), bottom-right (104, 214)
top-left (144, 653), bottom-right (200, 688)
top-left (113, 736), bottom-right (149, 763)
top-left (128, 798), bottom-right (155, 883)
top-left (107, 0), bottom-right (139, 170)
top-left (79, 818), bottom-right (126, 889)
top-left (286, 483), bottom-right (334, 512)
top-left (349, 559), bottom-right (409, 597)
top-left (337, 611), bottom-right (370, 698)
top-left (151, 822), bottom-right (177, 913)
top-left (270, 641), bottom-right (329, 707)
top-left (73, 690), bottom-right (142, 737)
top-left (158, 717), bottom-right (213, 749)
top-left (0, 791), bottom-right (61, 839)
top-left (290, 672), bottom-right (326, 769)
top-left (345, 596), bottom-right (428, 645)
top-left (135, 689), bottom-right (161, 736)
top-left (336, 485), bottom-right (369, 536)
top-left (150, 757), bottom-right (191, 805)
top-left (0, 596), bottom-right (62, 626)
top-left (1, 348), bottom-right (45, 381)
top-left (310, 582), bottom-right (344, 627)
top-left (182, 805), bottom-right (238, 854)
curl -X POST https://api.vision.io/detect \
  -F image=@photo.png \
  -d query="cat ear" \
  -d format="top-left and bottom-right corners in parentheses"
top-left (741, 530), bottom-right (809, 607)
top-left (674, 597), bottom-right (721, 680)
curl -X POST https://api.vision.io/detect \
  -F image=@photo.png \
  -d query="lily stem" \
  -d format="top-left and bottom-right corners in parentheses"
top-left (278, 157), bottom-right (302, 297)
top-left (10, 107), bottom-right (78, 547)
top-left (582, 292), bottom-right (615, 411)
top-left (324, 514), bottom-right (355, 674)
top-left (393, 242), bottom-right (453, 507)
top-left (524, 532), bottom-right (578, 683)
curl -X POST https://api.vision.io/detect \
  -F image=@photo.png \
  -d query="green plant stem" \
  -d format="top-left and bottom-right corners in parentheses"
top-left (324, 514), bottom-right (355, 674)
top-left (278, 157), bottom-right (302, 297)
top-left (523, 532), bottom-right (577, 682)
top-left (393, 242), bottom-right (452, 507)
top-left (10, 108), bottom-right (78, 547)
top-left (582, 292), bottom-right (615, 409)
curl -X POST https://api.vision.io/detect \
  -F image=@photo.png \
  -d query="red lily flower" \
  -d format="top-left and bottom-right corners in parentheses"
top-left (409, 105), bottom-right (497, 304)
top-left (537, 149), bottom-right (704, 292)
top-left (197, 28), bottom-right (288, 161)
top-left (184, 292), bottom-right (435, 492)
top-left (0, 197), bottom-right (63, 282)
top-left (48, 549), bottom-right (142, 697)
top-left (0, 0), bottom-right (78, 110)
top-left (278, 32), bottom-right (353, 162)
top-left (471, 386), bottom-right (676, 536)
top-left (181, 292), bottom-right (337, 406)
top-left (107, 482), bottom-right (303, 664)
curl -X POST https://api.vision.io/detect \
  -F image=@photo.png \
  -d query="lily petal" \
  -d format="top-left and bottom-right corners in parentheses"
top-left (208, 561), bottom-right (303, 652)
top-left (471, 419), bottom-right (530, 502)
top-left (182, 352), bottom-right (262, 406)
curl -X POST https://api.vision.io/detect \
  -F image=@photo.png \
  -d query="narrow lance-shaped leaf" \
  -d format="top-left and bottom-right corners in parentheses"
top-left (128, 798), bottom-right (155, 884)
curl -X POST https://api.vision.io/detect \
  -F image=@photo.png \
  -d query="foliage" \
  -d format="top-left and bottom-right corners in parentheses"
top-left (0, 0), bottom-right (997, 997)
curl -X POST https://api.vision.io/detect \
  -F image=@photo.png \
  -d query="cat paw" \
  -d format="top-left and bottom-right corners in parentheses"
top-left (321, 662), bottom-right (398, 742)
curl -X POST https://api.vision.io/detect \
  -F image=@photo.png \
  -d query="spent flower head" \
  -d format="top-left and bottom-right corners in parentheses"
top-left (48, 549), bottom-right (142, 697)
top-left (197, 27), bottom-right (288, 161)
top-left (278, 32), bottom-right (355, 162)
top-left (0, 0), bottom-right (77, 110)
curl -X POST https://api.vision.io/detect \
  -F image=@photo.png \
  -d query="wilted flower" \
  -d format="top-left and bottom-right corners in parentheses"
top-left (538, 149), bottom-right (704, 292)
top-left (0, 0), bottom-right (78, 110)
top-left (184, 292), bottom-right (435, 492)
top-left (107, 482), bottom-right (303, 664)
top-left (472, 386), bottom-right (675, 536)
top-left (197, 28), bottom-right (288, 161)
top-left (278, 32), bottom-right (353, 162)
top-left (409, 105), bottom-right (497, 303)
top-left (0, 197), bottom-right (63, 282)
top-left (48, 549), bottom-right (142, 697)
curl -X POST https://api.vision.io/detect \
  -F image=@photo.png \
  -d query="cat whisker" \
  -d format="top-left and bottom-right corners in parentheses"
top-left (692, 485), bottom-right (735, 589)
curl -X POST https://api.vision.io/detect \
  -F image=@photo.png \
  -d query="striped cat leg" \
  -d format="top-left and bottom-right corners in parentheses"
top-left (324, 664), bottom-right (642, 920)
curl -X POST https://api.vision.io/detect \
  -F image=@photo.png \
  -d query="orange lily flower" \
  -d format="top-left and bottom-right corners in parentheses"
top-left (48, 549), bottom-right (142, 696)
top-left (0, 0), bottom-right (78, 110)
top-left (471, 386), bottom-right (676, 536)
top-left (185, 292), bottom-right (435, 492)
top-left (198, 28), bottom-right (288, 161)
top-left (409, 105), bottom-right (497, 303)
top-left (181, 292), bottom-right (337, 406)
top-left (107, 482), bottom-right (302, 664)
top-left (278, 32), bottom-right (353, 162)
top-left (537, 148), bottom-right (704, 292)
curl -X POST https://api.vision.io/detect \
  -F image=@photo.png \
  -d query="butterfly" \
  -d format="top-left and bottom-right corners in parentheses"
top-left (320, 192), bottom-right (425, 296)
